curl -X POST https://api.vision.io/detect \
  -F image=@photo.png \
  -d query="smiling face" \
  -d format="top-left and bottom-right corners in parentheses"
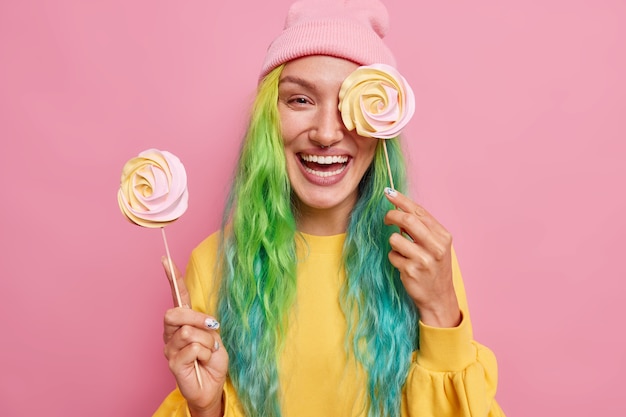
top-left (277, 55), bottom-right (379, 233)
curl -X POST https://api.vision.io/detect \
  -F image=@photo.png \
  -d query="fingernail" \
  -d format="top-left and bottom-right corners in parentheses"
top-left (212, 341), bottom-right (220, 352)
top-left (204, 318), bottom-right (220, 330)
top-left (384, 187), bottom-right (397, 197)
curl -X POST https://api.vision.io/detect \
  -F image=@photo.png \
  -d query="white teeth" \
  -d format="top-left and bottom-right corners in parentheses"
top-left (301, 154), bottom-right (348, 164)
top-left (300, 153), bottom-right (349, 178)
top-left (303, 164), bottom-right (347, 178)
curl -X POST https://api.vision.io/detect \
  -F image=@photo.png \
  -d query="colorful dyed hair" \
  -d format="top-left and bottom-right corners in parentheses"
top-left (342, 137), bottom-right (418, 416)
top-left (217, 65), bottom-right (418, 417)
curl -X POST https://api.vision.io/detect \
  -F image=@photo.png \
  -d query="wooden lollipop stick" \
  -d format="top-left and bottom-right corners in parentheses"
top-left (161, 227), bottom-right (204, 390)
top-left (383, 140), bottom-right (413, 239)
top-left (161, 228), bottom-right (183, 307)
top-left (382, 140), bottom-right (396, 193)
top-left (382, 140), bottom-right (395, 191)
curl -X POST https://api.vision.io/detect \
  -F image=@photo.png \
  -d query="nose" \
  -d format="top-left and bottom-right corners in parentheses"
top-left (310, 104), bottom-right (345, 147)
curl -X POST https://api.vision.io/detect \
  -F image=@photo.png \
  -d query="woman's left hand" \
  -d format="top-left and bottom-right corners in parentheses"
top-left (384, 188), bottom-right (462, 328)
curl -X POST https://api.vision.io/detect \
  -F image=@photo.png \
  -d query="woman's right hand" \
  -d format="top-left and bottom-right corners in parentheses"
top-left (162, 258), bottom-right (229, 417)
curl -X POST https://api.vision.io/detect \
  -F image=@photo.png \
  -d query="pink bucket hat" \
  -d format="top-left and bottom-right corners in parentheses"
top-left (259, 0), bottom-right (396, 79)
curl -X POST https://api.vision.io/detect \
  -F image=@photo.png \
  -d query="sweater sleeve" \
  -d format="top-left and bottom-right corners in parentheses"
top-left (401, 247), bottom-right (505, 417)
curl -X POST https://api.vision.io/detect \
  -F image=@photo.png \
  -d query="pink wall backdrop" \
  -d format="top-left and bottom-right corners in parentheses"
top-left (1, 1), bottom-right (624, 415)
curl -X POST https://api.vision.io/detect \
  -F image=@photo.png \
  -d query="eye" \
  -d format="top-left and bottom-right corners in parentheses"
top-left (288, 96), bottom-right (313, 106)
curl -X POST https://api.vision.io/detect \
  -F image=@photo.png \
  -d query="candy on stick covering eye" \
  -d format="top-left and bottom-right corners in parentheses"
top-left (117, 149), bottom-right (203, 389)
top-left (339, 63), bottom-right (415, 190)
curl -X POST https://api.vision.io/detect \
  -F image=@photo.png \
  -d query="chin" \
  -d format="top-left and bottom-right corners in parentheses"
top-left (292, 186), bottom-right (357, 212)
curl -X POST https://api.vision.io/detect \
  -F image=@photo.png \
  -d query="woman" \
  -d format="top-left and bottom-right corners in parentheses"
top-left (154, 1), bottom-right (504, 416)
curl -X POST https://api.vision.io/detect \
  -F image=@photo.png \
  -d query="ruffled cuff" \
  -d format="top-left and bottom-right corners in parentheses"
top-left (415, 312), bottom-right (477, 372)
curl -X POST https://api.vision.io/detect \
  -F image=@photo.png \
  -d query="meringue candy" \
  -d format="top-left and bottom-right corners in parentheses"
top-left (339, 63), bottom-right (415, 139)
top-left (117, 149), bottom-right (189, 228)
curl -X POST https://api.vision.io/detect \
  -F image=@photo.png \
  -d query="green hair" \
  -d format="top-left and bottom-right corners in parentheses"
top-left (218, 65), bottom-right (296, 417)
top-left (217, 65), bottom-right (418, 417)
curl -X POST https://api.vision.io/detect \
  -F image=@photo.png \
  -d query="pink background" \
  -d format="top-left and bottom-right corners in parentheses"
top-left (1, 1), bottom-right (624, 415)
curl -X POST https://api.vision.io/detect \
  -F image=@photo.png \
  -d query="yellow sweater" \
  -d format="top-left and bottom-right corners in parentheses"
top-left (153, 232), bottom-right (505, 417)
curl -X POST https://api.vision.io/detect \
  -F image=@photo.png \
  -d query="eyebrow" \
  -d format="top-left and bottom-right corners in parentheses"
top-left (278, 75), bottom-right (317, 91)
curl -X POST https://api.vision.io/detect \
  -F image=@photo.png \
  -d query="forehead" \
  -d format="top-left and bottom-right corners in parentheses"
top-left (280, 55), bottom-right (359, 87)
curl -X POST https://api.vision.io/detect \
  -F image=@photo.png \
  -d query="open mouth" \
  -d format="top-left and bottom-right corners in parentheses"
top-left (299, 153), bottom-right (350, 178)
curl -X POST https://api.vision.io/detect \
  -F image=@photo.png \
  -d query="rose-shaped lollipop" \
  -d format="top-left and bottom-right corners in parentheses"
top-left (339, 64), bottom-right (415, 191)
top-left (117, 149), bottom-right (203, 388)
top-left (339, 63), bottom-right (415, 140)
top-left (117, 149), bottom-right (188, 228)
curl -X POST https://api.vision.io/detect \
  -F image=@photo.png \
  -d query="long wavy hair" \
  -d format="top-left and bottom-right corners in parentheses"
top-left (217, 65), bottom-right (419, 417)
